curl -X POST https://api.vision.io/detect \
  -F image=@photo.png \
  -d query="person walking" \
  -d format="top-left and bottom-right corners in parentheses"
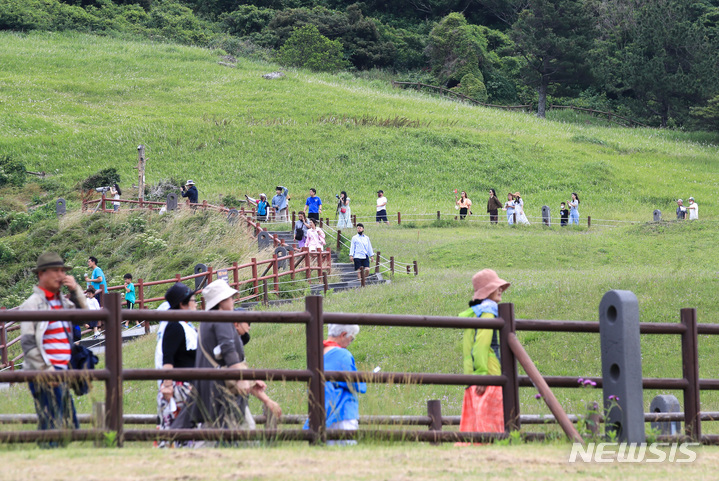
top-left (294, 211), bottom-right (309, 249)
top-left (19, 253), bottom-right (88, 438)
top-left (457, 269), bottom-right (510, 438)
top-left (337, 191), bottom-right (352, 228)
top-left (502, 193), bottom-right (515, 225)
top-left (303, 324), bottom-right (366, 445)
top-left (676, 199), bottom-right (687, 220)
top-left (181, 180), bottom-right (199, 204)
top-left (155, 283), bottom-right (198, 438)
top-left (486, 189), bottom-right (502, 224)
top-left (456, 191), bottom-right (472, 220)
top-left (349, 223), bottom-right (373, 281)
top-left (84, 256), bottom-right (108, 307)
top-left (687, 197), bottom-right (699, 220)
top-left (376, 190), bottom-right (388, 225)
top-left (513, 192), bottom-right (530, 225)
top-left (568, 193), bottom-right (580, 225)
top-left (272, 186), bottom-right (289, 222)
top-left (304, 188), bottom-right (322, 223)
top-left (305, 218), bottom-right (326, 252)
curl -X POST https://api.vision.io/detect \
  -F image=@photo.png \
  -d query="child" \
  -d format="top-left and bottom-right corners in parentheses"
top-left (123, 273), bottom-right (139, 327)
top-left (457, 269), bottom-right (511, 438)
top-left (560, 202), bottom-right (569, 226)
top-left (84, 286), bottom-right (101, 338)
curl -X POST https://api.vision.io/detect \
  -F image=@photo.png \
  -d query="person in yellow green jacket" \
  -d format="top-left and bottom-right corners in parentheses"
top-left (458, 269), bottom-right (510, 434)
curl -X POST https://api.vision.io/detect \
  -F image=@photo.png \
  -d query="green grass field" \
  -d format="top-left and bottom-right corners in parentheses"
top-left (2, 30), bottom-right (719, 474)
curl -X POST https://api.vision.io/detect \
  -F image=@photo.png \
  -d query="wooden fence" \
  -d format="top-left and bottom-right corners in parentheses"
top-left (1, 293), bottom-right (717, 445)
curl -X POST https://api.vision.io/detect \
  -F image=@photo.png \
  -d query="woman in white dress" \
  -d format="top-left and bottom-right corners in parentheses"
top-left (513, 192), bottom-right (530, 225)
top-left (305, 218), bottom-right (326, 252)
top-left (336, 191), bottom-right (352, 228)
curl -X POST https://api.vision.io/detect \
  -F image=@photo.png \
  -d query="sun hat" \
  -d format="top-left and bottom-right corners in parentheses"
top-left (33, 252), bottom-right (72, 273)
top-left (513, 192), bottom-right (521, 198)
top-left (260, 193), bottom-right (267, 199)
top-left (164, 282), bottom-right (198, 309)
top-left (185, 180), bottom-right (195, 186)
top-left (472, 269), bottom-right (510, 301)
top-left (203, 279), bottom-right (238, 311)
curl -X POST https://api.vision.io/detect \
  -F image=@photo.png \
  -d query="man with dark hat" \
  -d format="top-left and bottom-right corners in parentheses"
top-left (19, 252), bottom-right (88, 436)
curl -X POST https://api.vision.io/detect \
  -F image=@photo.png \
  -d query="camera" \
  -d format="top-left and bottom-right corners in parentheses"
top-left (336, 194), bottom-right (340, 199)
top-left (95, 186), bottom-right (111, 193)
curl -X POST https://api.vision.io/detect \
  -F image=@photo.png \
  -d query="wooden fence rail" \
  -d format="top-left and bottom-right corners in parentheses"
top-left (0, 293), bottom-right (716, 445)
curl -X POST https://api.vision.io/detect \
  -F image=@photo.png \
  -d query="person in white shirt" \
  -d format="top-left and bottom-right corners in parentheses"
top-left (349, 223), bottom-right (374, 281)
top-left (376, 190), bottom-right (388, 225)
top-left (687, 197), bottom-right (699, 220)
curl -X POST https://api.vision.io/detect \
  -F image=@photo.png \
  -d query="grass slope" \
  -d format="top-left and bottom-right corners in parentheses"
top-left (2, 31), bottom-right (719, 442)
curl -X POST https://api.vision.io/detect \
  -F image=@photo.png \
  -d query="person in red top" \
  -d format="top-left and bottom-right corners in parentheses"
top-left (19, 252), bottom-right (88, 438)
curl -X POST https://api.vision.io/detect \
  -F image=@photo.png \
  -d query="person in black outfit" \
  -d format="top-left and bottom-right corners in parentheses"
top-left (560, 202), bottom-right (569, 226)
top-left (157, 283), bottom-right (199, 435)
top-left (181, 180), bottom-right (199, 204)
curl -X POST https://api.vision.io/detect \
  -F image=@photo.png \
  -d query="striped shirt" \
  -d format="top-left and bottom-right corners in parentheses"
top-left (39, 287), bottom-right (71, 370)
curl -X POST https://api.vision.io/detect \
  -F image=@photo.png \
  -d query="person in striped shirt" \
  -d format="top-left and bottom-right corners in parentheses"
top-left (19, 252), bottom-right (88, 436)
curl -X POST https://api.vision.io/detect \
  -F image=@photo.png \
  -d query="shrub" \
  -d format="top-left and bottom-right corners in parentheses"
top-left (0, 155), bottom-right (26, 188)
top-left (457, 73), bottom-right (488, 103)
top-left (277, 25), bottom-right (348, 72)
top-left (8, 212), bottom-right (32, 235)
top-left (0, 241), bottom-right (15, 264)
top-left (82, 168), bottom-right (121, 191)
top-left (221, 194), bottom-right (243, 208)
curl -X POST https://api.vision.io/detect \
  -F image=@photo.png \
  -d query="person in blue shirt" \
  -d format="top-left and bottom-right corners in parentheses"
top-left (304, 188), bottom-right (322, 223)
top-left (272, 186), bottom-right (289, 222)
top-left (245, 193), bottom-right (270, 221)
top-left (349, 223), bottom-right (374, 281)
top-left (304, 323), bottom-right (366, 445)
top-left (84, 256), bottom-right (108, 307)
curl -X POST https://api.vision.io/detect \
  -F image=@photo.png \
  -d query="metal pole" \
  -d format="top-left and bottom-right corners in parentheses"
top-left (681, 308), bottom-right (701, 440)
top-left (305, 296), bottom-right (325, 444)
top-left (499, 302), bottom-right (520, 432)
top-left (105, 293), bottom-right (124, 446)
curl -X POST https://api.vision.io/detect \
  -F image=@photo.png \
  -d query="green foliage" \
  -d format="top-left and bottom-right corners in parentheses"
top-left (690, 94), bottom-right (719, 131)
top-left (0, 155), bottom-right (26, 188)
top-left (426, 13), bottom-right (489, 86)
top-left (277, 24), bottom-right (348, 72)
top-left (82, 168), bottom-right (120, 191)
top-left (0, 241), bottom-right (15, 264)
top-left (221, 194), bottom-right (243, 208)
top-left (219, 4), bottom-right (275, 37)
top-left (456, 73), bottom-right (488, 102)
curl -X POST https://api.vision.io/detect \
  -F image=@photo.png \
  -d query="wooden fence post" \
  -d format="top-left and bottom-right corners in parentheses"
top-left (262, 279), bottom-right (269, 305)
top-left (292, 211), bottom-right (296, 224)
top-left (251, 258), bottom-right (259, 296)
top-left (305, 296), bottom-right (326, 444)
top-left (499, 302), bottom-right (520, 432)
top-left (397, 212), bottom-right (401, 225)
top-left (588, 216), bottom-right (592, 229)
top-left (375, 252), bottom-right (380, 274)
top-left (390, 256), bottom-right (395, 276)
top-left (317, 250), bottom-right (324, 281)
top-left (232, 262), bottom-right (239, 290)
top-left (105, 293), bottom-right (124, 446)
top-left (360, 266), bottom-right (366, 287)
top-left (305, 249), bottom-right (311, 280)
top-left (273, 255), bottom-right (280, 293)
top-left (413, 261), bottom-right (418, 276)
top-left (0, 321), bottom-right (7, 368)
top-left (427, 400), bottom-right (443, 445)
top-left (436, 211), bottom-right (440, 221)
top-left (336, 230), bottom-right (342, 252)
top-left (323, 273), bottom-right (328, 294)
top-left (290, 249), bottom-right (296, 281)
top-left (681, 308), bottom-right (701, 440)
top-left (137, 278), bottom-right (145, 310)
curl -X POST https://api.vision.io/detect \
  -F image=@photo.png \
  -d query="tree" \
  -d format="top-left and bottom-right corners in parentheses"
top-left (511, 0), bottom-right (595, 117)
top-left (690, 94), bottom-right (719, 131)
top-left (589, 0), bottom-right (718, 127)
top-left (426, 13), bottom-right (490, 87)
top-left (277, 24), bottom-right (349, 72)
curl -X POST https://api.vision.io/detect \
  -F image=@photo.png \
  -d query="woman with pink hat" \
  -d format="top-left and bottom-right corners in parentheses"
top-left (457, 269), bottom-right (511, 435)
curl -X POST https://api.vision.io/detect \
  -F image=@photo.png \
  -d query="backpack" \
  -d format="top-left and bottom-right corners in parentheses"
top-left (295, 226), bottom-right (305, 241)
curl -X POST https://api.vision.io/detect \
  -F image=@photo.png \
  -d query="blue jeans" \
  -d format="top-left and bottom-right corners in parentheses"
top-left (569, 210), bottom-right (579, 225)
top-left (29, 381), bottom-right (79, 432)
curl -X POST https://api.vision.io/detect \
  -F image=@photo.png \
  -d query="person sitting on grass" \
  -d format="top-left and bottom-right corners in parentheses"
top-left (457, 269), bottom-right (510, 439)
top-left (304, 323), bottom-right (366, 445)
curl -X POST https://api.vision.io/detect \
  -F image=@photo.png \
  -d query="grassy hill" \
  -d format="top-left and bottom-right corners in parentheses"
top-left (2, 31), bottom-right (719, 436)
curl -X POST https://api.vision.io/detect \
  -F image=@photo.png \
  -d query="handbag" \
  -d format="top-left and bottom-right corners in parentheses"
top-left (69, 344), bottom-right (98, 396)
top-left (197, 326), bottom-right (253, 396)
top-left (340, 207), bottom-right (347, 214)
top-left (294, 226), bottom-right (304, 241)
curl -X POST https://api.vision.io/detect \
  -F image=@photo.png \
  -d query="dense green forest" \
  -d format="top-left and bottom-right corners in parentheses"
top-left (2, 0), bottom-right (719, 128)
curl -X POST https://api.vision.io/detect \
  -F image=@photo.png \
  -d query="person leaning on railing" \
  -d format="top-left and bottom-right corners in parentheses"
top-left (19, 252), bottom-right (88, 440)
top-left (456, 269), bottom-right (510, 440)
